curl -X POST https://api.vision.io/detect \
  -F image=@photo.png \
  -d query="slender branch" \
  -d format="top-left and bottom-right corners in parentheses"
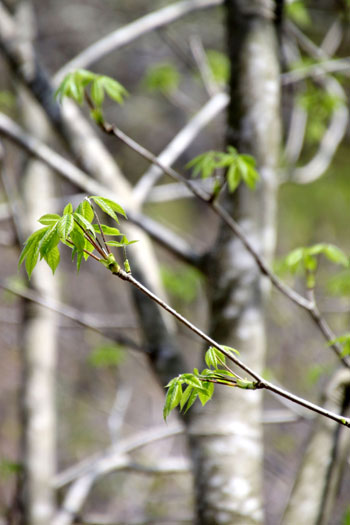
top-left (0, 113), bottom-right (200, 266)
top-left (53, 0), bottom-right (223, 85)
top-left (0, 279), bottom-right (142, 352)
top-left (99, 120), bottom-right (350, 366)
top-left (132, 92), bottom-right (229, 206)
top-left (111, 267), bottom-right (350, 428)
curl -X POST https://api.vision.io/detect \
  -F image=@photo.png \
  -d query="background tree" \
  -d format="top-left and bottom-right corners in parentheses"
top-left (0, 1), bottom-right (350, 524)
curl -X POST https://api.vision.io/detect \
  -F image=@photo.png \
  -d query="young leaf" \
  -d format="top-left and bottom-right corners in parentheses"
top-left (57, 214), bottom-right (74, 240)
top-left (63, 202), bottom-right (73, 215)
top-left (38, 214), bottom-right (61, 226)
top-left (163, 380), bottom-right (182, 421)
top-left (180, 385), bottom-right (193, 410)
top-left (90, 196), bottom-right (127, 223)
top-left (44, 246), bottom-right (60, 274)
top-left (73, 213), bottom-right (96, 237)
top-left (39, 225), bottom-right (60, 258)
top-left (93, 224), bottom-right (121, 236)
top-left (102, 77), bottom-right (128, 104)
top-left (75, 200), bottom-right (94, 223)
top-left (205, 346), bottom-right (226, 368)
top-left (70, 227), bottom-right (85, 252)
top-left (91, 78), bottom-right (105, 107)
top-left (183, 388), bottom-right (198, 414)
top-left (180, 373), bottom-right (203, 390)
top-left (18, 227), bottom-right (48, 269)
top-left (226, 164), bottom-right (241, 193)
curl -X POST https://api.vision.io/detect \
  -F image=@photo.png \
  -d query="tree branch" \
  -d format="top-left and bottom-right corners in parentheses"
top-left (99, 120), bottom-right (350, 367)
top-left (53, 0), bottom-right (223, 85)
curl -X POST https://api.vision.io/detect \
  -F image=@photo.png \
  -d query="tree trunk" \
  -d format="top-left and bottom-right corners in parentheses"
top-left (188, 1), bottom-right (281, 523)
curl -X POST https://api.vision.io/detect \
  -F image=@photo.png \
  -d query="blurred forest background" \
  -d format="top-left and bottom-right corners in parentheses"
top-left (1, 0), bottom-right (350, 524)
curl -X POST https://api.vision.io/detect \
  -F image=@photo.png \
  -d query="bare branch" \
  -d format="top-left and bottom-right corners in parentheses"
top-left (132, 92), bottom-right (228, 206)
top-left (99, 119), bottom-right (350, 366)
top-left (0, 113), bottom-right (200, 266)
top-left (189, 34), bottom-right (219, 97)
top-left (53, 0), bottom-right (223, 85)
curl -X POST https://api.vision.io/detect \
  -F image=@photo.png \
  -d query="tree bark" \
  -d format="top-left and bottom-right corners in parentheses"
top-left (282, 369), bottom-right (350, 525)
top-left (188, 1), bottom-right (281, 523)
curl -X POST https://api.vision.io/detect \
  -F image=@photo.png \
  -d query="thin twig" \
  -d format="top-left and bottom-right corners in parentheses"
top-left (53, 0), bottom-right (223, 85)
top-left (100, 120), bottom-right (350, 367)
top-left (112, 266), bottom-right (350, 428)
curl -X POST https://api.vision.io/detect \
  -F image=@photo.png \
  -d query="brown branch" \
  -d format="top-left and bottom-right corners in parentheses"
top-left (99, 121), bottom-right (350, 367)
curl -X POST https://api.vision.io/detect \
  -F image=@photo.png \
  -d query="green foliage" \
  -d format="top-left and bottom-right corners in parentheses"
top-left (328, 334), bottom-right (350, 358)
top-left (163, 346), bottom-right (252, 421)
top-left (88, 343), bottom-right (124, 368)
top-left (280, 243), bottom-right (348, 288)
top-left (161, 264), bottom-right (202, 304)
top-left (0, 90), bottom-right (16, 112)
top-left (18, 196), bottom-right (131, 279)
top-left (297, 83), bottom-right (343, 145)
top-left (186, 147), bottom-right (259, 193)
top-left (55, 69), bottom-right (128, 121)
top-left (206, 50), bottom-right (230, 85)
top-left (143, 62), bottom-right (180, 95)
top-left (342, 506), bottom-right (350, 525)
top-left (286, 0), bottom-right (311, 27)
top-left (327, 269), bottom-right (350, 296)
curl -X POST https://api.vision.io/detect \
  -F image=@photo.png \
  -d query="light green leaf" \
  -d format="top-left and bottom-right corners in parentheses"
top-left (180, 373), bottom-right (203, 389)
top-left (75, 200), bottom-right (94, 222)
top-left (183, 388), bottom-right (198, 414)
top-left (91, 78), bottom-right (105, 107)
top-left (323, 245), bottom-right (348, 267)
top-left (57, 214), bottom-right (74, 239)
top-left (44, 246), bottom-right (60, 274)
top-left (144, 63), bottom-right (180, 95)
top-left (222, 345), bottom-right (240, 356)
top-left (226, 164), bottom-right (241, 192)
top-left (70, 227), bottom-right (85, 252)
top-left (205, 346), bottom-right (225, 368)
top-left (39, 225), bottom-right (60, 258)
top-left (102, 77), bottom-right (128, 104)
top-left (38, 214), bottom-right (61, 226)
top-left (18, 227), bottom-right (48, 270)
top-left (63, 202), bottom-right (73, 215)
top-left (163, 380), bottom-right (182, 421)
top-left (73, 212), bottom-right (96, 236)
top-left (180, 385), bottom-right (193, 410)
top-left (90, 196), bottom-right (123, 223)
top-left (93, 224), bottom-right (121, 236)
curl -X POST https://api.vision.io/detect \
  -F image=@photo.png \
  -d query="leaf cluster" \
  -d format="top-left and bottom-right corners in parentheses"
top-left (55, 69), bottom-right (128, 122)
top-left (186, 146), bottom-right (259, 193)
top-left (280, 243), bottom-right (349, 288)
top-left (163, 345), bottom-right (254, 420)
top-left (18, 196), bottom-right (132, 279)
top-left (143, 63), bottom-right (180, 95)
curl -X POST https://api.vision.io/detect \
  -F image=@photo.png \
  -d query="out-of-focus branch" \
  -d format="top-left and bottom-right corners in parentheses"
top-left (189, 34), bottom-right (219, 97)
top-left (53, 0), bottom-right (223, 85)
top-left (54, 423), bottom-right (185, 488)
top-left (0, 113), bottom-right (201, 266)
top-left (0, 279), bottom-right (142, 351)
top-left (282, 22), bottom-right (349, 185)
top-left (132, 92), bottom-right (229, 206)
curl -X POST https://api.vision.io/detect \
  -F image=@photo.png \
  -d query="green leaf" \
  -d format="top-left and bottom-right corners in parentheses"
top-left (163, 380), bottom-right (182, 420)
top-left (180, 385), bottom-right (193, 410)
top-left (102, 77), bottom-right (128, 104)
top-left (205, 346), bottom-right (226, 368)
top-left (90, 196), bottom-right (127, 222)
top-left (75, 200), bottom-right (94, 222)
top-left (323, 245), bottom-right (348, 267)
top-left (93, 224), bottom-right (121, 236)
top-left (226, 164), bottom-right (241, 192)
top-left (57, 214), bottom-right (74, 239)
top-left (222, 345), bottom-right (240, 356)
top-left (18, 227), bottom-right (48, 269)
top-left (183, 388), bottom-right (198, 414)
top-left (206, 50), bottom-right (230, 85)
top-left (38, 214), bottom-right (61, 226)
top-left (73, 212), bottom-right (96, 237)
top-left (106, 236), bottom-right (137, 247)
top-left (198, 387), bottom-right (212, 406)
top-left (91, 78), bottom-right (105, 107)
top-left (70, 227), bottom-right (85, 252)
top-left (88, 344), bottom-right (124, 368)
top-left (143, 63), bottom-right (180, 95)
top-left (44, 245), bottom-right (60, 274)
top-left (63, 202), bottom-right (73, 215)
top-left (39, 225), bottom-right (60, 258)
top-left (180, 373), bottom-right (203, 389)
